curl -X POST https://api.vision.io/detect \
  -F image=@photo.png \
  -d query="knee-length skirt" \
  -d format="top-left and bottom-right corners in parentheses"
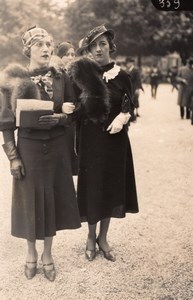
top-left (12, 134), bottom-right (81, 241)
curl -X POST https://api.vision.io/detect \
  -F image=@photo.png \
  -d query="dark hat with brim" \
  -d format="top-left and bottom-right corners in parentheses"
top-left (76, 38), bottom-right (88, 56)
top-left (77, 25), bottom-right (114, 56)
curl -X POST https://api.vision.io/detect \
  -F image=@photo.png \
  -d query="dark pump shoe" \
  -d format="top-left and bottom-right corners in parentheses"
top-left (43, 264), bottom-right (56, 282)
top-left (85, 247), bottom-right (96, 261)
top-left (85, 237), bottom-right (97, 261)
top-left (41, 255), bottom-right (56, 282)
top-left (96, 238), bottom-right (116, 262)
top-left (24, 261), bottom-right (37, 279)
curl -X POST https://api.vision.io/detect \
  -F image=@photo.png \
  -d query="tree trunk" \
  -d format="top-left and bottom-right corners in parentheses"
top-left (137, 51), bottom-right (142, 69)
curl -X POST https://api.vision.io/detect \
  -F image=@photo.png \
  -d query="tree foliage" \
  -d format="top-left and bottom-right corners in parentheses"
top-left (0, 0), bottom-right (67, 66)
top-left (0, 0), bottom-right (193, 67)
top-left (64, 0), bottom-right (193, 61)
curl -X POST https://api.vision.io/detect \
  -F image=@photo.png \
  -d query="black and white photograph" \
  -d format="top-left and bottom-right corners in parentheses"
top-left (0, 0), bottom-right (193, 299)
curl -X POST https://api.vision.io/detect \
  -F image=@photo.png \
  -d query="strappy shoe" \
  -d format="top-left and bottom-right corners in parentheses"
top-left (24, 261), bottom-right (37, 280)
top-left (41, 254), bottom-right (56, 282)
top-left (96, 238), bottom-right (116, 262)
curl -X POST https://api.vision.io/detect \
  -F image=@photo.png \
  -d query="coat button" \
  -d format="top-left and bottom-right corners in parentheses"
top-left (42, 143), bottom-right (48, 154)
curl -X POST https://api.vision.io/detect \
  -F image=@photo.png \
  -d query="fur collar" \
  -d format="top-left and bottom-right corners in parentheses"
top-left (68, 57), bottom-right (110, 124)
top-left (0, 63), bottom-right (40, 114)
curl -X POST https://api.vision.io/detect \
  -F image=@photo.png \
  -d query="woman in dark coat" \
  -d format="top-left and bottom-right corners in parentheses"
top-left (149, 66), bottom-right (161, 99)
top-left (126, 57), bottom-right (144, 120)
top-left (55, 41), bottom-right (78, 175)
top-left (0, 26), bottom-right (81, 281)
top-left (68, 25), bottom-right (138, 262)
top-left (176, 58), bottom-right (193, 119)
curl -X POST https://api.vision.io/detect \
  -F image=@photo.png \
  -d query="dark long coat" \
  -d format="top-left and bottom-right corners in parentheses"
top-left (0, 64), bottom-right (81, 241)
top-left (127, 65), bottom-right (143, 108)
top-left (69, 59), bottom-right (139, 225)
top-left (177, 65), bottom-right (193, 108)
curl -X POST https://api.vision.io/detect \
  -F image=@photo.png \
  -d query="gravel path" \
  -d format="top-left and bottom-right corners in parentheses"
top-left (0, 83), bottom-right (193, 300)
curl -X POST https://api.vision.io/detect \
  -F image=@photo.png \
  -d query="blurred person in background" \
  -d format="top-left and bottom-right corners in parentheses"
top-left (149, 65), bottom-right (161, 99)
top-left (167, 66), bottom-right (179, 92)
top-left (67, 25), bottom-right (139, 262)
top-left (56, 41), bottom-right (78, 176)
top-left (126, 57), bottom-right (144, 121)
top-left (0, 26), bottom-right (81, 281)
top-left (56, 41), bottom-right (75, 71)
top-left (191, 96), bottom-right (193, 125)
top-left (176, 57), bottom-right (193, 120)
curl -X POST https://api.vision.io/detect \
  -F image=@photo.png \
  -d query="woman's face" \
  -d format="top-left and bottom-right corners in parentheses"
top-left (89, 34), bottom-right (110, 66)
top-left (61, 48), bottom-right (75, 65)
top-left (30, 36), bottom-right (53, 68)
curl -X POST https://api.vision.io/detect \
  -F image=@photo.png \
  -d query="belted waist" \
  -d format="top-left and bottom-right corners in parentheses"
top-left (18, 126), bottom-right (66, 140)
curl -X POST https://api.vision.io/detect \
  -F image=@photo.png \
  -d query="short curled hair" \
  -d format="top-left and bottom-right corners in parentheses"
top-left (104, 33), bottom-right (116, 53)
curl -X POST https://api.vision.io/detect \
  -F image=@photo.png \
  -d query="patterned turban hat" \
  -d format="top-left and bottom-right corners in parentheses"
top-left (22, 25), bottom-right (52, 58)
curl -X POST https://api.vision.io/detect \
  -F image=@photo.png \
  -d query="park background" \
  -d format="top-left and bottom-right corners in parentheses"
top-left (1, 1), bottom-right (193, 299)
top-left (0, 0), bottom-right (193, 70)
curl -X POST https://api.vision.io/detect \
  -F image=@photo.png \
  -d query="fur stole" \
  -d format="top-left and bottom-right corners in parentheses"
top-left (0, 63), bottom-right (40, 115)
top-left (67, 57), bottom-right (110, 124)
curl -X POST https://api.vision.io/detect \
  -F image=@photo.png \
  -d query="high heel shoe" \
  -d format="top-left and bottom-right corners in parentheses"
top-left (41, 254), bottom-right (56, 282)
top-left (24, 261), bottom-right (37, 280)
top-left (85, 238), bottom-right (96, 261)
top-left (96, 238), bottom-right (116, 262)
top-left (85, 247), bottom-right (96, 261)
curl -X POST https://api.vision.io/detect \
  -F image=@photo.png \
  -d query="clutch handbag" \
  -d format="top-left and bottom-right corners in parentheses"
top-left (19, 109), bottom-right (54, 129)
top-left (16, 99), bottom-right (54, 129)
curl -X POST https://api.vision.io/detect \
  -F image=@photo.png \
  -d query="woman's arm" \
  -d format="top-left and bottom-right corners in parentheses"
top-left (2, 129), bottom-right (25, 180)
top-left (63, 72), bottom-right (77, 103)
top-left (62, 81), bottom-right (83, 122)
top-left (107, 72), bottom-right (134, 134)
top-left (121, 72), bottom-right (135, 114)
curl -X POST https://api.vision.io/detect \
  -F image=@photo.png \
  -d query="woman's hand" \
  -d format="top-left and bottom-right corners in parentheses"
top-left (38, 113), bottom-right (68, 127)
top-left (107, 112), bottom-right (130, 134)
top-left (182, 79), bottom-right (188, 85)
top-left (38, 114), bottom-right (60, 127)
top-left (10, 158), bottom-right (25, 180)
top-left (2, 138), bottom-right (25, 179)
top-left (107, 119), bottom-right (123, 134)
top-left (62, 102), bottom-right (75, 114)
